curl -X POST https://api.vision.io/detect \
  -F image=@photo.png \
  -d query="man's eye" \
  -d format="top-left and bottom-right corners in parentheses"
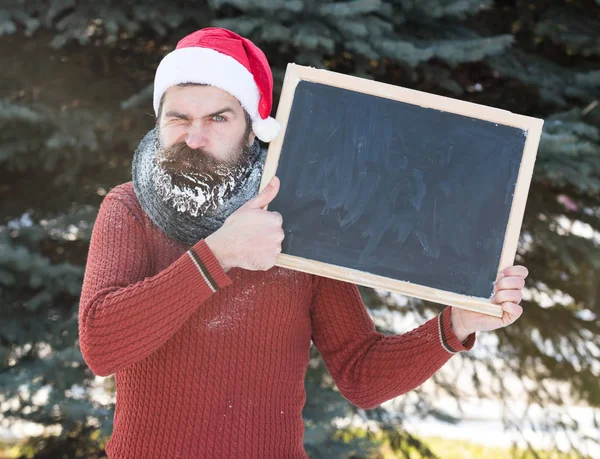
top-left (213, 115), bottom-right (226, 122)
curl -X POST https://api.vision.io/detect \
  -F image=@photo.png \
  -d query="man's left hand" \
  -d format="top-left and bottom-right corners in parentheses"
top-left (450, 265), bottom-right (529, 342)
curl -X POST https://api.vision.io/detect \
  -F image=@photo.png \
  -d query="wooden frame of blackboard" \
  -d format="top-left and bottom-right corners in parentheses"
top-left (261, 63), bottom-right (543, 318)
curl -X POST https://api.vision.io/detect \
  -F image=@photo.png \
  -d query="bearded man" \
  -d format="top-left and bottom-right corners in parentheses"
top-left (79, 27), bottom-right (529, 458)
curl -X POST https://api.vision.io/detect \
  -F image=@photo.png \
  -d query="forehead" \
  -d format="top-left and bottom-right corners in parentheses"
top-left (162, 84), bottom-right (243, 113)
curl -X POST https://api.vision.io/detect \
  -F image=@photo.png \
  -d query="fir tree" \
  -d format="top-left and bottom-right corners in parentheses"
top-left (1, 0), bottom-right (599, 457)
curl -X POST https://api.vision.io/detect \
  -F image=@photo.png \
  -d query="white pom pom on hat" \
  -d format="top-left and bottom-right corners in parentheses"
top-left (252, 115), bottom-right (282, 144)
top-left (153, 27), bottom-right (281, 143)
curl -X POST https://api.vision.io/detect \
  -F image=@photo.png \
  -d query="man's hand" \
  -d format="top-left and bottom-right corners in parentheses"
top-left (205, 176), bottom-right (284, 272)
top-left (450, 265), bottom-right (529, 342)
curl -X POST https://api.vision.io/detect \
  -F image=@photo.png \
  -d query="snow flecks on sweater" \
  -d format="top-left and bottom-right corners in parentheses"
top-left (206, 284), bottom-right (257, 331)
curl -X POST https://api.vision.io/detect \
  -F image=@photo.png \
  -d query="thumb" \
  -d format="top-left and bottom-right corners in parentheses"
top-left (242, 176), bottom-right (280, 210)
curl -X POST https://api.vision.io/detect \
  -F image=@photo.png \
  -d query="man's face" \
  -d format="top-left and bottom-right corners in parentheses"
top-left (157, 84), bottom-right (255, 156)
top-left (153, 84), bottom-right (258, 216)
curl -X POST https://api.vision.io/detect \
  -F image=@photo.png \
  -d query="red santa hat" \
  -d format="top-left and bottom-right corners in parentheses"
top-left (153, 27), bottom-right (281, 143)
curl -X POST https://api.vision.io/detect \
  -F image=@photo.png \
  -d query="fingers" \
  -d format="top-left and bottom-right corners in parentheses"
top-left (501, 302), bottom-right (523, 324)
top-left (495, 276), bottom-right (525, 291)
top-left (498, 265), bottom-right (529, 280)
top-left (270, 211), bottom-right (283, 226)
top-left (494, 266), bottom-right (528, 305)
top-left (242, 176), bottom-right (280, 210)
top-left (273, 222), bottom-right (285, 244)
top-left (493, 289), bottom-right (523, 304)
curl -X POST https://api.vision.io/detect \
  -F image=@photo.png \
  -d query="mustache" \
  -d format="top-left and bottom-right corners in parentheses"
top-left (156, 142), bottom-right (238, 177)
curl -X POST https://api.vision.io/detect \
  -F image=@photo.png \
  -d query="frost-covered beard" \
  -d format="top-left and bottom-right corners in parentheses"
top-left (153, 134), bottom-right (254, 217)
top-left (132, 127), bottom-right (266, 245)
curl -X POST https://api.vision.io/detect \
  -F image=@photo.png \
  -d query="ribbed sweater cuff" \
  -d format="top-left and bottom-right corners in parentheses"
top-left (187, 239), bottom-right (232, 292)
top-left (438, 307), bottom-right (476, 354)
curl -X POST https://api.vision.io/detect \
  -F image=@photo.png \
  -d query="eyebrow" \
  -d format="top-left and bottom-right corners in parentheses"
top-left (164, 106), bottom-right (237, 121)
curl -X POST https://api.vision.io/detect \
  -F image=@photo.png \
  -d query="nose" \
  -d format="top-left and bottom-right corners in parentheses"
top-left (184, 123), bottom-right (208, 150)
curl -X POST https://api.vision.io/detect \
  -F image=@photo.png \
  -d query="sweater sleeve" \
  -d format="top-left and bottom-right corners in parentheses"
top-left (78, 195), bottom-right (232, 377)
top-left (309, 276), bottom-right (476, 410)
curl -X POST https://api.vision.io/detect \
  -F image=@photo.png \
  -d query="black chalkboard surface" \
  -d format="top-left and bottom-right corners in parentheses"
top-left (262, 64), bottom-right (543, 317)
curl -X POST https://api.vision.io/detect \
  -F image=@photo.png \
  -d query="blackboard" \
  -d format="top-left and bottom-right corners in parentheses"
top-left (262, 64), bottom-right (543, 317)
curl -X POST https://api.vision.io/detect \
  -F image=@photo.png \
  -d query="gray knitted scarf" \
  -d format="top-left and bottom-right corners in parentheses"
top-left (132, 128), bottom-right (266, 246)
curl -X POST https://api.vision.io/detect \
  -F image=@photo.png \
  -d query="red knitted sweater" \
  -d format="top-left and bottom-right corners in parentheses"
top-left (78, 182), bottom-right (476, 458)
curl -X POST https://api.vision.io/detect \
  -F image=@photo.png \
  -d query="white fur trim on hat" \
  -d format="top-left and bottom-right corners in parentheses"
top-left (153, 47), bottom-right (281, 142)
